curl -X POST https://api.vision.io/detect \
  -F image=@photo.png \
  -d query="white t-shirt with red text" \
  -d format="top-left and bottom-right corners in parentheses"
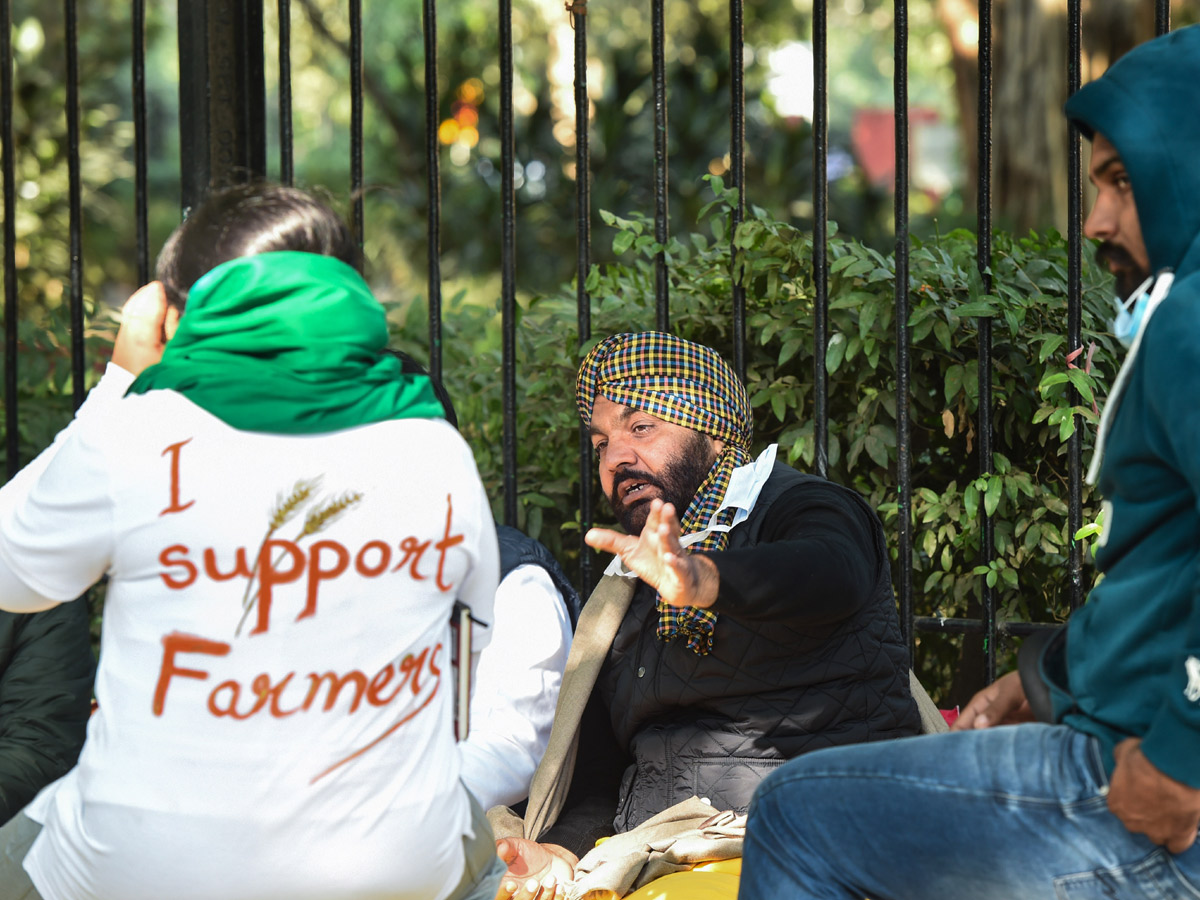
top-left (0, 376), bottom-right (498, 900)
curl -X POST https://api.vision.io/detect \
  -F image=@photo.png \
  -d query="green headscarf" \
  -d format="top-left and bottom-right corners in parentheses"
top-left (126, 251), bottom-right (444, 433)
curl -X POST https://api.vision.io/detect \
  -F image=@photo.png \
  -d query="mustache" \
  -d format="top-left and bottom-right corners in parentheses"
top-left (1096, 241), bottom-right (1136, 270)
top-left (610, 469), bottom-right (663, 502)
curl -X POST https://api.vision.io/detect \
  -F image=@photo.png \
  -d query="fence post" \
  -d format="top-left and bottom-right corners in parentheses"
top-left (176, 0), bottom-right (267, 213)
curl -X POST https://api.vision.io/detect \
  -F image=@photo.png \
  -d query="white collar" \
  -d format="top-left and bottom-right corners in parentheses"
top-left (1086, 271), bottom-right (1175, 485)
top-left (603, 444), bottom-right (779, 577)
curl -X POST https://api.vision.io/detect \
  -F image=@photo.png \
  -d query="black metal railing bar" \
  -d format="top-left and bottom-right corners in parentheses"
top-left (1067, 0), bottom-right (1084, 612)
top-left (499, 0), bottom-right (518, 526)
top-left (652, 0), bottom-right (669, 331)
top-left (729, 0), bottom-right (746, 382)
top-left (65, 0), bottom-right (85, 411)
top-left (812, 0), bottom-right (829, 480)
top-left (133, 0), bottom-right (149, 283)
top-left (278, 0), bottom-right (295, 187)
top-left (894, 0), bottom-right (914, 657)
top-left (2, 0), bottom-right (17, 480)
top-left (422, 0), bottom-right (443, 382)
top-left (350, 0), bottom-right (364, 268)
top-left (572, 0), bottom-right (594, 592)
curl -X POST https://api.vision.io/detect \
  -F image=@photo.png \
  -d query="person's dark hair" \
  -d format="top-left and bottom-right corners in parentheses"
top-left (155, 182), bottom-right (356, 311)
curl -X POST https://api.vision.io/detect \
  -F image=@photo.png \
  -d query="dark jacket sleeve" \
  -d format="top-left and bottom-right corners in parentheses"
top-left (703, 479), bottom-right (885, 626)
top-left (0, 601), bottom-right (95, 825)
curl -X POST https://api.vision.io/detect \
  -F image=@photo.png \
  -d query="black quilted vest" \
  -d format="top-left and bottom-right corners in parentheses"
top-left (495, 524), bottom-right (581, 629)
top-left (595, 463), bottom-right (920, 831)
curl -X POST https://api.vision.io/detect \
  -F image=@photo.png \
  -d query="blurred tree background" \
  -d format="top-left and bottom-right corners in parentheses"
top-left (3, 0), bottom-right (1198, 692)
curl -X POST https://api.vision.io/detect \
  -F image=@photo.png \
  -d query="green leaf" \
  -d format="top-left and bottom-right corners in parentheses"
top-left (1038, 372), bottom-right (1069, 395)
top-left (1058, 415), bottom-right (1077, 441)
top-left (1037, 334), bottom-right (1066, 363)
top-left (923, 529), bottom-right (937, 558)
top-left (825, 333), bottom-right (847, 374)
top-left (779, 338), bottom-right (803, 365)
top-left (956, 301), bottom-right (997, 317)
top-left (734, 222), bottom-right (761, 249)
top-left (841, 257), bottom-right (875, 279)
top-left (933, 320), bottom-right (952, 352)
top-left (984, 475), bottom-right (1002, 517)
top-left (1066, 368), bottom-right (1095, 403)
top-left (964, 483), bottom-right (979, 519)
top-left (864, 433), bottom-right (888, 468)
top-left (830, 254), bottom-right (858, 273)
top-left (944, 364), bottom-right (965, 403)
top-left (771, 392), bottom-right (786, 422)
top-left (612, 230), bottom-right (636, 254)
top-left (859, 300), bottom-right (878, 338)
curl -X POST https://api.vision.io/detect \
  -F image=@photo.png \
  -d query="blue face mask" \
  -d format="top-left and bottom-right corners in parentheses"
top-left (1110, 275), bottom-right (1155, 350)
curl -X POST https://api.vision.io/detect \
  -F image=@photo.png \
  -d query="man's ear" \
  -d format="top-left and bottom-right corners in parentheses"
top-left (711, 437), bottom-right (725, 457)
top-left (163, 289), bottom-right (181, 342)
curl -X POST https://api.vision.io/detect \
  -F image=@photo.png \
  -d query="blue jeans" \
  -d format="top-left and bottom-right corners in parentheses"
top-left (739, 724), bottom-right (1200, 899)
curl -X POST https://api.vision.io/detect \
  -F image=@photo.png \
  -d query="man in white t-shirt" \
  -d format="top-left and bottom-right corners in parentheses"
top-left (0, 184), bottom-right (506, 900)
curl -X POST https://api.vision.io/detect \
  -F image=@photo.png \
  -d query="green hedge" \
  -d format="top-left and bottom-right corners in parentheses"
top-left (391, 176), bottom-right (1119, 704)
top-left (4, 180), bottom-right (1118, 702)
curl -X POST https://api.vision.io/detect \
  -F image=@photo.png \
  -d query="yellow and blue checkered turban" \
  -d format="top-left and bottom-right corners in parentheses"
top-left (576, 332), bottom-right (754, 655)
top-left (576, 332), bottom-right (753, 450)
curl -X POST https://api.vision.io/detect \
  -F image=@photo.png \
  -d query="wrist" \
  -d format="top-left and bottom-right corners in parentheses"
top-left (690, 554), bottom-right (720, 609)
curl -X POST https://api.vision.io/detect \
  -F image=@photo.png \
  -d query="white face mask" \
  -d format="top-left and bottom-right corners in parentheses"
top-left (1110, 275), bottom-right (1155, 349)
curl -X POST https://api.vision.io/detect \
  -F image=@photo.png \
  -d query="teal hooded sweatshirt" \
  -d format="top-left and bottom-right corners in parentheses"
top-left (1053, 24), bottom-right (1200, 787)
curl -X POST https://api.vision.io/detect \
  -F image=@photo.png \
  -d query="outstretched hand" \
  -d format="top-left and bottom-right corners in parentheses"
top-left (1109, 738), bottom-right (1200, 854)
top-left (951, 671), bottom-right (1033, 731)
top-left (112, 281), bottom-right (178, 375)
top-left (492, 838), bottom-right (576, 900)
top-left (584, 498), bottom-right (719, 608)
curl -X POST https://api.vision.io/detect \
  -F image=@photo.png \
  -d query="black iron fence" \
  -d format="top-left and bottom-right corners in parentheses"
top-left (0, 0), bottom-right (1179, 689)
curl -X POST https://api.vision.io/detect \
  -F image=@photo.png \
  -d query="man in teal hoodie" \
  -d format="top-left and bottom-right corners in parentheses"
top-left (738, 25), bottom-right (1200, 899)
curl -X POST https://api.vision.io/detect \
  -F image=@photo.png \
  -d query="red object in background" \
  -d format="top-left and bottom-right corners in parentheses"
top-left (940, 707), bottom-right (960, 728)
top-left (851, 107), bottom-right (940, 188)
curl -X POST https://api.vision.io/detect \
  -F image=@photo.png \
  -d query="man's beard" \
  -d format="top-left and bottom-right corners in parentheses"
top-left (1096, 240), bottom-right (1151, 300)
top-left (607, 430), bottom-right (717, 536)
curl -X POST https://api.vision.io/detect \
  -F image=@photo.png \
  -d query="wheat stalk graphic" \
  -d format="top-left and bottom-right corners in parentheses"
top-left (299, 491), bottom-right (363, 537)
top-left (236, 485), bottom-right (363, 637)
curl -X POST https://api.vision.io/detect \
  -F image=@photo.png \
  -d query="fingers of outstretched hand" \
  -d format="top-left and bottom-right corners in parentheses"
top-left (654, 502), bottom-right (682, 552)
top-left (584, 526), bottom-right (630, 557)
top-left (494, 876), bottom-right (557, 900)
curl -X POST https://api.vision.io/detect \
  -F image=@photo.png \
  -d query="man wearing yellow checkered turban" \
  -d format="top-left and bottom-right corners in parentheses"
top-left (576, 331), bottom-right (754, 655)
top-left (490, 333), bottom-right (925, 888)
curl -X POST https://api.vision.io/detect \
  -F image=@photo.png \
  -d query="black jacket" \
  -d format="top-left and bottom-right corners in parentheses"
top-left (547, 463), bottom-right (920, 850)
top-left (0, 600), bottom-right (94, 825)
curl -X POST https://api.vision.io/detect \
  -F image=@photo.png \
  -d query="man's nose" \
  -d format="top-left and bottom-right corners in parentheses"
top-left (603, 433), bottom-right (637, 470)
top-left (1084, 192), bottom-right (1116, 241)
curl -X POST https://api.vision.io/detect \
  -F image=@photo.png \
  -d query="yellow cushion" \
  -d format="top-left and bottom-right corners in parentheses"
top-left (622, 870), bottom-right (740, 900)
